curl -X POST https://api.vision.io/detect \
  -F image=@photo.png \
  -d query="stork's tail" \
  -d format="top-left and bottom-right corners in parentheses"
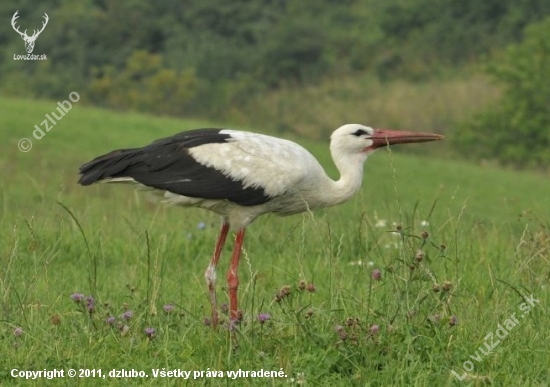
top-left (78, 148), bottom-right (141, 186)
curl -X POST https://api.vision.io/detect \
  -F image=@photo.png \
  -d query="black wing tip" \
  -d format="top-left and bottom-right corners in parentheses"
top-left (77, 148), bottom-right (133, 186)
top-left (78, 166), bottom-right (104, 186)
top-left (77, 173), bottom-right (98, 186)
top-left (78, 161), bottom-right (99, 186)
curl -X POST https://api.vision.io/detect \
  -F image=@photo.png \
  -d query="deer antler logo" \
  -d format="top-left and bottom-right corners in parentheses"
top-left (11, 11), bottom-right (49, 54)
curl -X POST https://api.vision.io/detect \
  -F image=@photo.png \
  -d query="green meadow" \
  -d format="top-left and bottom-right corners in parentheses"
top-left (1, 96), bottom-right (549, 386)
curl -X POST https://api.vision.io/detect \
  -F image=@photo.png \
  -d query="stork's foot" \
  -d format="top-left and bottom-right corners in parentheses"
top-left (211, 309), bottom-right (219, 328)
top-left (205, 222), bottom-right (230, 329)
top-left (206, 282), bottom-right (219, 328)
top-left (233, 310), bottom-right (243, 323)
top-left (228, 314), bottom-right (242, 347)
top-left (227, 310), bottom-right (243, 328)
top-left (202, 304), bottom-right (221, 328)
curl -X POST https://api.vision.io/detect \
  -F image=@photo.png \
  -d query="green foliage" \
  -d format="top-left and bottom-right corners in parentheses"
top-left (455, 17), bottom-right (550, 168)
top-left (89, 50), bottom-right (199, 115)
top-left (371, 0), bottom-right (550, 79)
top-left (3, 0), bottom-right (549, 104)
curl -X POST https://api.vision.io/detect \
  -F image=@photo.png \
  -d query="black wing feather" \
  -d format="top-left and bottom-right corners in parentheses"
top-left (78, 128), bottom-right (271, 206)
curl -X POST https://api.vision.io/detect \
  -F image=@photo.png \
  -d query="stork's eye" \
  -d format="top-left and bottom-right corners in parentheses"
top-left (351, 129), bottom-right (369, 137)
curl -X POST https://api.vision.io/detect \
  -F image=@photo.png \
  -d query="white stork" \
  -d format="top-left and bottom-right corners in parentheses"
top-left (78, 124), bottom-right (442, 327)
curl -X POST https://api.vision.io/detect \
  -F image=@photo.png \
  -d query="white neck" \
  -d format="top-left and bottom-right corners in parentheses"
top-left (315, 149), bottom-right (369, 208)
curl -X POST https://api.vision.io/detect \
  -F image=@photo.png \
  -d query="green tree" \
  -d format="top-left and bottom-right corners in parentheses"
top-left (455, 17), bottom-right (550, 168)
top-left (89, 50), bottom-right (199, 115)
top-left (371, 0), bottom-right (550, 79)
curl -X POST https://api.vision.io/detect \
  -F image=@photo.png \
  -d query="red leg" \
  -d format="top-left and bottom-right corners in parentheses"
top-left (227, 229), bottom-right (246, 322)
top-left (205, 221), bottom-right (229, 327)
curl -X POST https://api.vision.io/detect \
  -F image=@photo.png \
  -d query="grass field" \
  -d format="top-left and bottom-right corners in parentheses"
top-left (1, 96), bottom-right (549, 386)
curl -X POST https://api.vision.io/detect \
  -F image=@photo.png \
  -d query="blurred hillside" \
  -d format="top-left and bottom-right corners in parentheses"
top-left (2, 0), bottom-right (550, 167)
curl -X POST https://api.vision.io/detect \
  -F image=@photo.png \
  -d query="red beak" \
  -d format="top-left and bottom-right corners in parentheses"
top-left (371, 129), bottom-right (444, 149)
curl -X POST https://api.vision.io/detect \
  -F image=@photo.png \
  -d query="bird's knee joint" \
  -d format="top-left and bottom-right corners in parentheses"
top-left (205, 264), bottom-right (216, 285)
top-left (227, 271), bottom-right (239, 290)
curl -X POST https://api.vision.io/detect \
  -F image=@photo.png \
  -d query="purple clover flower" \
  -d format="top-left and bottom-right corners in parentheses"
top-left (86, 296), bottom-right (95, 313)
top-left (372, 269), bottom-right (382, 281)
top-left (144, 327), bottom-right (156, 338)
top-left (257, 313), bottom-right (271, 324)
top-left (105, 316), bottom-right (116, 325)
top-left (121, 310), bottom-right (133, 321)
top-left (370, 324), bottom-right (380, 334)
top-left (163, 304), bottom-right (174, 313)
top-left (70, 293), bottom-right (84, 303)
top-left (14, 327), bottom-right (23, 337)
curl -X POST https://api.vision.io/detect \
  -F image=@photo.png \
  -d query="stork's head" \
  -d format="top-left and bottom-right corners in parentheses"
top-left (330, 124), bottom-right (443, 157)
